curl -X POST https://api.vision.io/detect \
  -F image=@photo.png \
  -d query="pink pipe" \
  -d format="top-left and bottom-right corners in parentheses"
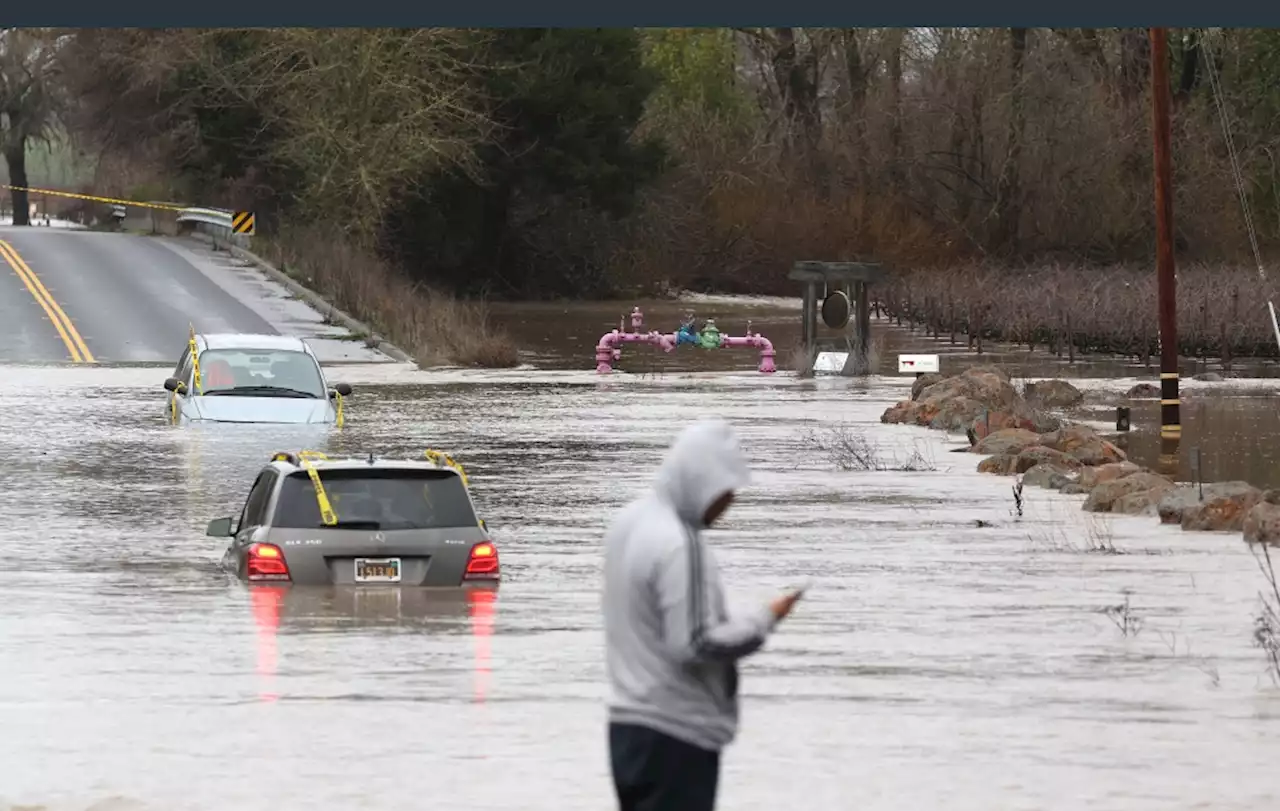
top-left (720, 334), bottom-right (777, 374)
top-left (596, 330), bottom-right (675, 373)
top-left (595, 329), bottom-right (776, 374)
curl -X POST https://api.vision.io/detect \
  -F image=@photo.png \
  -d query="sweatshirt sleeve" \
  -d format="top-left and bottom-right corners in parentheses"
top-left (652, 532), bottom-right (777, 664)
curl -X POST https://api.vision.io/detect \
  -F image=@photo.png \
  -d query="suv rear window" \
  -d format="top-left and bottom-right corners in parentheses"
top-left (273, 469), bottom-right (479, 530)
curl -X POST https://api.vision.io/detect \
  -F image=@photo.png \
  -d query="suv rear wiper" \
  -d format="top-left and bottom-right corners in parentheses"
top-left (324, 520), bottom-right (382, 529)
top-left (204, 385), bottom-right (317, 399)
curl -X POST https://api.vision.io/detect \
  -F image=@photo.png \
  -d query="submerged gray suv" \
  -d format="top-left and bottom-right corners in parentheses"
top-left (208, 450), bottom-right (500, 587)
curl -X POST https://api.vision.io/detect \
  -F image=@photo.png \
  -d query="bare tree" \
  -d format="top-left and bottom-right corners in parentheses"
top-left (175, 28), bottom-right (495, 241)
top-left (60, 28), bottom-right (495, 241)
top-left (0, 28), bottom-right (64, 225)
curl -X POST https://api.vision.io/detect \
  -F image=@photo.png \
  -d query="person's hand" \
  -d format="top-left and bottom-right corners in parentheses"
top-left (769, 589), bottom-right (805, 622)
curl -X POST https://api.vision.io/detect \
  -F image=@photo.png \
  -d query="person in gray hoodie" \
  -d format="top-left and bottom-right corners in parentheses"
top-left (603, 418), bottom-right (803, 811)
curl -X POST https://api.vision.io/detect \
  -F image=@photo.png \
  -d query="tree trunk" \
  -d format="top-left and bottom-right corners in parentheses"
top-left (1053, 29), bottom-right (1111, 94)
top-left (1119, 29), bottom-right (1151, 104)
top-left (1175, 28), bottom-right (1202, 104)
top-left (771, 27), bottom-right (824, 193)
top-left (843, 29), bottom-right (870, 193)
top-left (996, 28), bottom-right (1028, 252)
top-left (887, 30), bottom-right (904, 192)
top-left (4, 138), bottom-right (30, 227)
top-left (943, 32), bottom-right (969, 223)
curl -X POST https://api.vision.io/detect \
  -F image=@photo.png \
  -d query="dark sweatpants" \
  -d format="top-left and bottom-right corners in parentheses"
top-left (609, 722), bottom-right (721, 811)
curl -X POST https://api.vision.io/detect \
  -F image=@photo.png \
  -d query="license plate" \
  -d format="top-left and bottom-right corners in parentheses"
top-left (354, 557), bottom-right (401, 583)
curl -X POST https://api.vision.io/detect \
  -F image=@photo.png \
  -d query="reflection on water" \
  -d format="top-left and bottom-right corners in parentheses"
top-left (251, 587), bottom-right (282, 703)
top-left (4, 319), bottom-right (1280, 809)
top-left (247, 586), bottom-right (495, 705)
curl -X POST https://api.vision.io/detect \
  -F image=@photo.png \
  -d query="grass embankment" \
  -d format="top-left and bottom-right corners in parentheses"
top-left (881, 264), bottom-right (1280, 366)
top-left (264, 224), bottom-right (518, 368)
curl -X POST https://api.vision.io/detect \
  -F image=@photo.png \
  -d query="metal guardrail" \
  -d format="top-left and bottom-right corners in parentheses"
top-left (175, 206), bottom-right (251, 249)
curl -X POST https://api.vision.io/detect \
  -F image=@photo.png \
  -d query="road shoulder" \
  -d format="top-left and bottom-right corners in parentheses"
top-left (155, 235), bottom-right (411, 364)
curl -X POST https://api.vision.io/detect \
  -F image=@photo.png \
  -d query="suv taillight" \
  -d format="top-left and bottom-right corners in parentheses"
top-left (247, 543), bottom-right (291, 582)
top-left (464, 541), bottom-right (499, 581)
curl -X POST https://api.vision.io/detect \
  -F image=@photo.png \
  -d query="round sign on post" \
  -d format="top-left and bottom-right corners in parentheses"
top-left (821, 290), bottom-right (851, 329)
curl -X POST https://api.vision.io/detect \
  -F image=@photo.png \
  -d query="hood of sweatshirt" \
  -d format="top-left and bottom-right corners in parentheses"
top-left (653, 418), bottom-right (751, 528)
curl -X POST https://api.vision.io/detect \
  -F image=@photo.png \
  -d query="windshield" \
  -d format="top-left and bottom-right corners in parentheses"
top-left (272, 469), bottom-right (480, 530)
top-left (196, 348), bottom-right (325, 398)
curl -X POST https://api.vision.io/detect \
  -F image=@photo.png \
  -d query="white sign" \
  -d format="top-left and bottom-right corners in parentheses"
top-left (813, 352), bottom-right (848, 374)
top-left (898, 354), bottom-right (940, 374)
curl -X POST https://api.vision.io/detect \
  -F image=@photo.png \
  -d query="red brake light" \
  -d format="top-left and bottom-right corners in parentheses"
top-left (247, 543), bottom-right (291, 582)
top-left (464, 541), bottom-right (499, 581)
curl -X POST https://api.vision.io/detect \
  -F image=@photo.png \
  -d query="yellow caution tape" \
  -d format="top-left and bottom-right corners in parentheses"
top-left (424, 449), bottom-right (468, 486)
top-left (188, 325), bottom-right (202, 394)
top-left (169, 392), bottom-right (179, 424)
top-left (1, 184), bottom-right (188, 212)
top-left (334, 391), bottom-right (344, 429)
top-left (296, 450), bottom-right (337, 526)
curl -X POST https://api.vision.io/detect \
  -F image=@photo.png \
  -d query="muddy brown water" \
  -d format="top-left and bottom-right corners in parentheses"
top-left (4, 300), bottom-right (1280, 810)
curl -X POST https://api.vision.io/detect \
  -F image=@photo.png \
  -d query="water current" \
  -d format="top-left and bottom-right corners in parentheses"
top-left (3, 304), bottom-right (1280, 810)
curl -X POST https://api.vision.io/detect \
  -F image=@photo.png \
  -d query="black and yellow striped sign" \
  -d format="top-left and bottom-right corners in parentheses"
top-left (231, 211), bottom-right (256, 235)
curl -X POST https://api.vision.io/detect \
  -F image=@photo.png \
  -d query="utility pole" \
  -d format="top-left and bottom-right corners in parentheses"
top-left (1150, 27), bottom-right (1181, 457)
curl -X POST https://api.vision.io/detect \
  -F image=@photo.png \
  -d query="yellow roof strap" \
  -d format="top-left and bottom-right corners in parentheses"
top-left (334, 389), bottom-right (344, 429)
top-left (188, 325), bottom-right (202, 394)
top-left (424, 449), bottom-right (468, 487)
top-left (295, 450), bottom-right (337, 526)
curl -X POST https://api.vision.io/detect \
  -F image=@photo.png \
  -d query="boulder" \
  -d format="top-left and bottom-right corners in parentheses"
top-left (1126, 383), bottom-right (1160, 399)
top-left (1013, 446), bottom-right (1082, 475)
top-left (1244, 499), bottom-right (1280, 545)
top-left (965, 364), bottom-right (1012, 382)
top-left (1031, 411), bottom-right (1064, 433)
top-left (1083, 471), bottom-right (1176, 513)
top-left (970, 428), bottom-right (1041, 456)
top-left (880, 399), bottom-right (932, 426)
top-left (928, 396), bottom-right (990, 432)
top-left (1157, 481), bottom-right (1262, 526)
top-left (1112, 490), bottom-right (1165, 516)
top-left (916, 368), bottom-right (1032, 419)
top-left (977, 453), bottom-right (1018, 475)
top-left (1193, 372), bottom-right (1224, 382)
top-left (1039, 424), bottom-right (1126, 466)
top-left (1078, 461), bottom-right (1143, 489)
top-left (884, 366), bottom-right (1036, 433)
top-left (1023, 462), bottom-right (1077, 490)
top-left (910, 373), bottom-right (944, 401)
top-left (1024, 379), bottom-right (1084, 409)
top-left (1060, 482), bottom-right (1091, 495)
top-left (1180, 484), bottom-right (1264, 532)
top-left (971, 412), bottom-right (1041, 441)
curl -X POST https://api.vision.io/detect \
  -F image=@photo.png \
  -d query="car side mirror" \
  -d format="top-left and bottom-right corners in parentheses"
top-left (330, 382), bottom-right (353, 397)
top-left (164, 377), bottom-right (186, 393)
top-left (206, 517), bottom-right (235, 537)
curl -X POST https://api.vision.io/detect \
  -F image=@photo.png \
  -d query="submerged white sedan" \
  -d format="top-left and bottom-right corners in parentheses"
top-left (163, 333), bottom-right (353, 425)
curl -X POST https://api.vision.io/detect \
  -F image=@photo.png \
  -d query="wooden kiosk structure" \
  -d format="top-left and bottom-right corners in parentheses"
top-left (789, 260), bottom-right (887, 375)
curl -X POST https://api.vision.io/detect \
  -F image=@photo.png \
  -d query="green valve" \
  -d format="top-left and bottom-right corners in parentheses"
top-left (697, 319), bottom-right (722, 349)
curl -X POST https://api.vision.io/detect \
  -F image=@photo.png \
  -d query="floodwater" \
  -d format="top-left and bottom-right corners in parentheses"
top-left (4, 301), bottom-right (1280, 810)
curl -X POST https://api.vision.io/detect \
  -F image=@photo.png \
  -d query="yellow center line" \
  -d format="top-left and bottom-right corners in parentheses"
top-left (0, 240), bottom-right (95, 364)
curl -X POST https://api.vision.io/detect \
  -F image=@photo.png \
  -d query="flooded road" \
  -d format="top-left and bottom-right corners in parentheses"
top-left (4, 305), bottom-right (1280, 810)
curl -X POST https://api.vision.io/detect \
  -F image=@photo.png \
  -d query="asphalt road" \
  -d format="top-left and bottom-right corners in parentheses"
top-left (0, 226), bottom-right (393, 365)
